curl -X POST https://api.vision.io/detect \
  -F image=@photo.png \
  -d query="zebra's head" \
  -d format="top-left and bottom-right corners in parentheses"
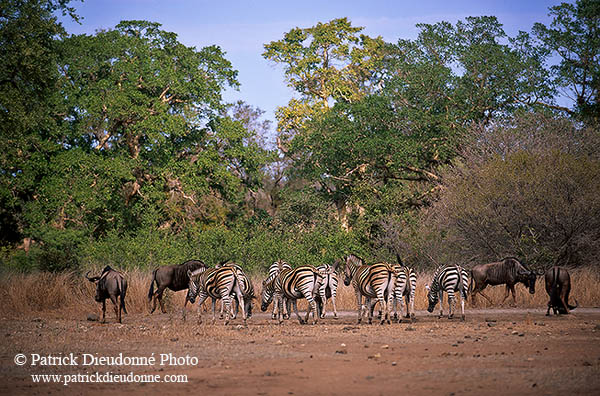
top-left (343, 255), bottom-right (362, 286)
top-left (186, 269), bottom-right (201, 304)
top-left (260, 277), bottom-right (275, 312)
top-left (425, 284), bottom-right (438, 312)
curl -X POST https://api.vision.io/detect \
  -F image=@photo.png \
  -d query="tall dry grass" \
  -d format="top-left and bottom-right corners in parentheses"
top-left (1, 267), bottom-right (598, 318)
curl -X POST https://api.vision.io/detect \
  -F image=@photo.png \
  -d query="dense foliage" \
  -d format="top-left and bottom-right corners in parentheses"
top-left (1, 0), bottom-right (598, 273)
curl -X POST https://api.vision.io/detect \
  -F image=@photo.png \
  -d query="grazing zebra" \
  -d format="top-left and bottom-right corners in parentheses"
top-left (343, 254), bottom-right (396, 325)
top-left (261, 265), bottom-right (321, 324)
top-left (215, 262), bottom-right (255, 320)
top-left (187, 266), bottom-right (247, 325)
top-left (316, 261), bottom-right (340, 319)
top-left (426, 264), bottom-right (470, 321)
top-left (264, 260), bottom-right (292, 320)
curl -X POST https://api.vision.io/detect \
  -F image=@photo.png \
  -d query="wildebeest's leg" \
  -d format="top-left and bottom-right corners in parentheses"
top-left (110, 294), bottom-right (120, 323)
top-left (150, 285), bottom-right (166, 314)
top-left (157, 287), bottom-right (168, 313)
top-left (501, 285), bottom-right (511, 305)
top-left (559, 288), bottom-right (570, 314)
top-left (101, 300), bottom-right (106, 324)
top-left (546, 301), bottom-right (552, 316)
top-left (510, 285), bottom-right (517, 306)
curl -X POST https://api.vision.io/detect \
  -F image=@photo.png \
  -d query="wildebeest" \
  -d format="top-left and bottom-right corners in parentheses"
top-left (148, 259), bottom-right (207, 314)
top-left (85, 266), bottom-right (127, 323)
top-left (470, 257), bottom-right (543, 306)
top-left (545, 266), bottom-right (578, 315)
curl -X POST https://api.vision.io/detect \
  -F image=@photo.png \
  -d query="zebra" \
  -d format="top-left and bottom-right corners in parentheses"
top-left (187, 266), bottom-right (247, 325)
top-left (215, 262), bottom-right (255, 320)
top-left (261, 265), bottom-right (321, 324)
top-left (264, 260), bottom-right (292, 320)
top-left (343, 254), bottom-right (396, 325)
top-left (316, 261), bottom-right (340, 319)
top-left (426, 264), bottom-right (470, 321)
top-left (374, 262), bottom-right (417, 322)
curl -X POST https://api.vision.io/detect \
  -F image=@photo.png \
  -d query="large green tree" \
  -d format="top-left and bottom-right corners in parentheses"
top-left (533, 0), bottom-right (600, 124)
top-left (288, 17), bottom-right (552, 232)
top-left (0, 0), bottom-right (79, 245)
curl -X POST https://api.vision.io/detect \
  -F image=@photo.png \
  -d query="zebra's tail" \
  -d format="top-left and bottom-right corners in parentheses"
top-left (456, 265), bottom-right (466, 299)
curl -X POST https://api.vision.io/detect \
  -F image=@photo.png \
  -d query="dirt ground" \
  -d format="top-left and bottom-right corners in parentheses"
top-left (1, 307), bottom-right (599, 396)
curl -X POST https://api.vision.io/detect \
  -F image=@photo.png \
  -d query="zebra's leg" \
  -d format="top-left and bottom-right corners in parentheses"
top-left (355, 290), bottom-right (363, 324)
top-left (460, 290), bottom-right (466, 321)
top-left (447, 291), bottom-right (456, 319)
top-left (304, 292), bottom-right (318, 325)
top-left (271, 297), bottom-right (277, 320)
top-left (284, 299), bottom-right (291, 320)
top-left (438, 290), bottom-right (444, 319)
top-left (195, 292), bottom-right (209, 324)
top-left (211, 298), bottom-right (217, 324)
top-left (292, 299), bottom-right (305, 325)
top-left (318, 282), bottom-right (327, 319)
top-left (276, 293), bottom-right (284, 324)
top-left (222, 295), bottom-right (233, 325)
top-left (331, 289), bottom-right (338, 319)
top-left (219, 299), bottom-right (225, 319)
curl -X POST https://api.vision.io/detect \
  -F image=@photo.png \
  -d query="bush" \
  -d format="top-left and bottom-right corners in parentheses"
top-left (423, 113), bottom-right (600, 267)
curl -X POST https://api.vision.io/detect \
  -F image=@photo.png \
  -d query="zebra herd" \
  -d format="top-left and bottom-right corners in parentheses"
top-left (181, 255), bottom-right (470, 325)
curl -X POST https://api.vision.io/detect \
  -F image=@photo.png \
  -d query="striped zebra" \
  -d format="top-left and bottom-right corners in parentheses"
top-left (426, 264), bottom-right (470, 321)
top-left (392, 262), bottom-right (417, 321)
top-left (374, 262), bottom-right (417, 322)
top-left (316, 262), bottom-right (340, 319)
top-left (261, 265), bottom-right (321, 324)
top-left (215, 262), bottom-right (255, 320)
top-left (187, 266), bottom-right (247, 325)
top-left (343, 254), bottom-right (396, 325)
top-left (264, 260), bottom-right (292, 320)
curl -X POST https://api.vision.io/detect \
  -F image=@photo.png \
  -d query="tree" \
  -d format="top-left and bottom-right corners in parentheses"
top-left (263, 18), bottom-right (387, 153)
top-left (287, 16), bottom-right (552, 231)
top-left (0, 0), bottom-right (79, 245)
top-left (533, 0), bottom-right (600, 124)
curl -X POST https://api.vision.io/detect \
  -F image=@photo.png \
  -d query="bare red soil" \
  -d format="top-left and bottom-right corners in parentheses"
top-left (1, 309), bottom-right (599, 395)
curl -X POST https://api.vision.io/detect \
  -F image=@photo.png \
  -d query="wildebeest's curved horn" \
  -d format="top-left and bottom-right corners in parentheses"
top-left (85, 271), bottom-right (100, 282)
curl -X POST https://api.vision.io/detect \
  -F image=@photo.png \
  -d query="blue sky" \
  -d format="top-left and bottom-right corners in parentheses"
top-left (61, 0), bottom-right (564, 127)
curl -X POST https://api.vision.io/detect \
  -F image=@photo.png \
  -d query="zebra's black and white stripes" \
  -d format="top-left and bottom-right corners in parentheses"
top-left (261, 265), bottom-right (321, 324)
top-left (187, 266), bottom-right (247, 325)
top-left (343, 254), bottom-right (396, 324)
top-left (426, 264), bottom-right (469, 321)
top-left (316, 262), bottom-right (340, 319)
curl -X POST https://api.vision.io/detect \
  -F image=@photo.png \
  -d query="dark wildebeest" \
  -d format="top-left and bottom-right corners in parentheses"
top-left (470, 257), bottom-right (543, 306)
top-left (545, 266), bottom-right (578, 315)
top-left (148, 259), bottom-right (207, 314)
top-left (85, 266), bottom-right (127, 323)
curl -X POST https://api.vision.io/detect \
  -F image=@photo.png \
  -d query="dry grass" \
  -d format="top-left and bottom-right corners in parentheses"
top-left (1, 267), bottom-right (598, 318)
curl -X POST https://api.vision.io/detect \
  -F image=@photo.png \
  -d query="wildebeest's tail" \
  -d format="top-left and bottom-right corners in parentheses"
top-left (120, 277), bottom-right (128, 314)
top-left (148, 268), bottom-right (158, 301)
top-left (468, 269), bottom-right (474, 295)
